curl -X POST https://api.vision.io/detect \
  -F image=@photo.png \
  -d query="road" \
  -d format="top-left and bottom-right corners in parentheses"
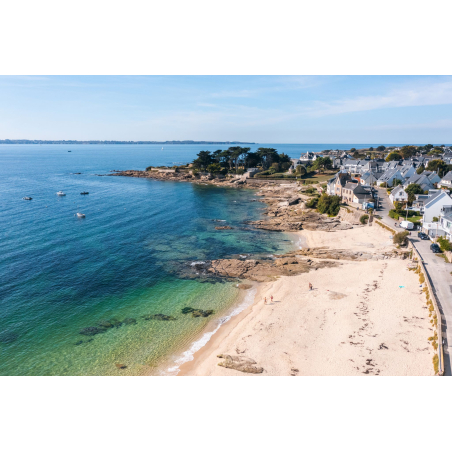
top-left (375, 187), bottom-right (452, 374)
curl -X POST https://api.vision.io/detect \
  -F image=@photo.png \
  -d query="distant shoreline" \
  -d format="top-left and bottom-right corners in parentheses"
top-left (0, 140), bottom-right (256, 145)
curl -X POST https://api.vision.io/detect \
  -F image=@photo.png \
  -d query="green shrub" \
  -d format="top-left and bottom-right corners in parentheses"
top-left (393, 231), bottom-right (409, 246)
top-left (437, 236), bottom-right (452, 252)
top-left (360, 214), bottom-right (369, 224)
top-left (146, 166), bottom-right (153, 171)
top-left (317, 194), bottom-right (341, 216)
top-left (433, 354), bottom-right (439, 374)
top-left (306, 197), bottom-right (318, 208)
top-left (433, 216), bottom-right (439, 222)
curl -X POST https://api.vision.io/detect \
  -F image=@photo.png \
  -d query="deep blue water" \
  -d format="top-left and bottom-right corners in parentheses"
top-left (0, 143), bottom-right (407, 375)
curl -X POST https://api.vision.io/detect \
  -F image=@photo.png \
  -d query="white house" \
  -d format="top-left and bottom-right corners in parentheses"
top-left (439, 171), bottom-right (452, 188)
top-left (389, 185), bottom-right (408, 204)
top-left (376, 168), bottom-right (404, 187)
top-left (422, 190), bottom-right (452, 223)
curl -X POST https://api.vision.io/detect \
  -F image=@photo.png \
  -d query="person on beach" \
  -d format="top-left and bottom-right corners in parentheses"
top-left (264, 297), bottom-right (267, 304)
top-left (270, 295), bottom-right (273, 303)
top-left (309, 283), bottom-right (313, 291)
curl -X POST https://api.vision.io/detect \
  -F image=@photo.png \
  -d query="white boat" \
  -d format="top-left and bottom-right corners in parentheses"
top-left (76, 213), bottom-right (85, 218)
top-left (23, 197), bottom-right (32, 200)
top-left (56, 191), bottom-right (66, 196)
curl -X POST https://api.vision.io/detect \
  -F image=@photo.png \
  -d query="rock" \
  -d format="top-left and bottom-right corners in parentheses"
top-left (75, 340), bottom-right (84, 346)
top-left (122, 318), bottom-right (137, 325)
top-left (215, 226), bottom-right (233, 230)
top-left (0, 332), bottom-right (19, 344)
top-left (142, 314), bottom-right (177, 321)
top-left (80, 326), bottom-right (106, 336)
top-left (184, 308), bottom-right (214, 318)
top-left (97, 318), bottom-right (122, 329)
top-left (115, 363), bottom-right (127, 369)
top-left (217, 354), bottom-right (264, 374)
top-left (287, 196), bottom-right (301, 205)
top-left (237, 283), bottom-right (253, 290)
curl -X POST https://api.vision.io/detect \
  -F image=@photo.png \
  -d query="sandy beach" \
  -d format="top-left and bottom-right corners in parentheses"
top-left (180, 223), bottom-right (435, 376)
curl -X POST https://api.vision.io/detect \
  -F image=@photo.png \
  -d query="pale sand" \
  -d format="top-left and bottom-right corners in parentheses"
top-left (179, 224), bottom-right (434, 376)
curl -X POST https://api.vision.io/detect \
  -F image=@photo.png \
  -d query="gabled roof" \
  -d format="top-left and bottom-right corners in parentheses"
top-left (441, 171), bottom-right (452, 182)
top-left (425, 191), bottom-right (452, 209)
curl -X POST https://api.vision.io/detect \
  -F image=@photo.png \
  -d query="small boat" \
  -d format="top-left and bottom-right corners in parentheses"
top-left (23, 197), bottom-right (32, 200)
top-left (68, 150), bottom-right (72, 152)
top-left (76, 213), bottom-right (85, 218)
top-left (80, 192), bottom-right (89, 195)
top-left (56, 191), bottom-right (66, 196)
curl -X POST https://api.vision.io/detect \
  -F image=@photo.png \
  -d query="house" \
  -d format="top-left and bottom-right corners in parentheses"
top-left (439, 171), bottom-right (452, 188)
top-left (329, 172), bottom-right (354, 197)
top-left (299, 152), bottom-right (315, 163)
top-left (376, 168), bottom-right (404, 187)
top-left (389, 185), bottom-right (408, 204)
top-left (359, 171), bottom-right (379, 186)
top-left (422, 190), bottom-right (452, 223)
top-left (439, 212), bottom-right (452, 240)
top-left (403, 171), bottom-right (440, 192)
top-left (341, 182), bottom-right (373, 205)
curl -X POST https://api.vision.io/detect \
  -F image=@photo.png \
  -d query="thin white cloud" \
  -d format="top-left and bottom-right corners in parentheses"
top-left (302, 78), bottom-right (452, 117)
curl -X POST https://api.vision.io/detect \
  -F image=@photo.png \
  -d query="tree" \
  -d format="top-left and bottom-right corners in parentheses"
top-left (386, 152), bottom-right (402, 162)
top-left (405, 183), bottom-right (423, 205)
top-left (399, 145), bottom-right (417, 159)
top-left (427, 159), bottom-right (448, 177)
top-left (207, 163), bottom-right (223, 174)
top-left (369, 147), bottom-right (374, 152)
top-left (192, 151), bottom-right (213, 170)
top-left (296, 165), bottom-right (307, 176)
top-left (317, 194), bottom-right (341, 216)
top-left (377, 145), bottom-right (386, 152)
top-left (228, 146), bottom-right (250, 173)
top-left (257, 148), bottom-right (279, 170)
top-left (312, 157), bottom-right (333, 173)
top-left (392, 178), bottom-right (403, 187)
top-left (246, 151), bottom-right (260, 168)
top-left (416, 164), bottom-right (425, 174)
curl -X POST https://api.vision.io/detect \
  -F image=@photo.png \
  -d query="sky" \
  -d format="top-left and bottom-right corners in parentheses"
top-left (1, 75), bottom-right (452, 143)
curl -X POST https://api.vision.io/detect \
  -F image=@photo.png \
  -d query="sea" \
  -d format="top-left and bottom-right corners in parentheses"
top-left (0, 143), bottom-right (403, 375)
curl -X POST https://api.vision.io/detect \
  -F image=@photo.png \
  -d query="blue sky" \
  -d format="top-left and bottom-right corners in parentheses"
top-left (1, 75), bottom-right (452, 143)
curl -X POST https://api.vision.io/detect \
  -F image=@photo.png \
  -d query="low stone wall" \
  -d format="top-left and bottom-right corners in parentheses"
top-left (409, 242), bottom-right (445, 375)
top-left (444, 250), bottom-right (452, 262)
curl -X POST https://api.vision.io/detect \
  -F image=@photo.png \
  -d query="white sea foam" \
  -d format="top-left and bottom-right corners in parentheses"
top-left (239, 255), bottom-right (247, 259)
top-left (166, 287), bottom-right (257, 375)
top-left (190, 261), bottom-right (205, 266)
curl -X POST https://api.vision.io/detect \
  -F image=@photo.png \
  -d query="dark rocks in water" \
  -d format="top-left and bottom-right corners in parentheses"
top-left (122, 318), bottom-right (137, 325)
top-left (0, 332), bottom-right (19, 344)
top-left (115, 363), bottom-right (127, 369)
top-left (142, 314), bottom-right (177, 321)
top-left (183, 308), bottom-right (215, 318)
top-left (97, 318), bottom-right (122, 329)
top-left (215, 226), bottom-right (233, 230)
top-left (75, 340), bottom-right (84, 346)
top-left (79, 326), bottom-right (106, 336)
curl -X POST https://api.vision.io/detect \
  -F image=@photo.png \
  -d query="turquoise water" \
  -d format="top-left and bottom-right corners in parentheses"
top-left (0, 143), bottom-right (404, 375)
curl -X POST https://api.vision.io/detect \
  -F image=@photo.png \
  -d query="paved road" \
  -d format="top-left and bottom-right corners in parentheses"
top-left (375, 187), bottom-right (451, 374)
top-left (411, 238), bottom-right (452, 375)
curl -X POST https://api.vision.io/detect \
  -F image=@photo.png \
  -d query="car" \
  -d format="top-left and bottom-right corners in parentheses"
top-left (418, 232), bottom-right (429, 240)
top-left (430, 243), bottom-right (441, 253)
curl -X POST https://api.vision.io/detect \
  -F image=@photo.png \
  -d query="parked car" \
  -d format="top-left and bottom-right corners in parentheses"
top-left (430, 243), bottom-right (441, 253)
top-left (418, 232), bottom-right (429, 240)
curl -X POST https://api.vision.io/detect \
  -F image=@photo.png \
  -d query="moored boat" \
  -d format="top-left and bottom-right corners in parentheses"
top-left (80, 192), bottom-right (89, 195)
top-left (76, 212), bottom-right (85, 218)
top-left (56, 191), bottom-right (66, 196)
top-left (23, 197), bottom-right (32, 200)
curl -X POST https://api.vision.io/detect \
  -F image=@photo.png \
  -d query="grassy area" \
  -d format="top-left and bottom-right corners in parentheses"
top-left (297, 171), bottom-right (337, 184)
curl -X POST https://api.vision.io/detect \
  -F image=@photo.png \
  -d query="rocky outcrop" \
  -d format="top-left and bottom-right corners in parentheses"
top-left (217, 354), bottom-right (264, 373)
top-left (215, 226), bottom-right (233, 230)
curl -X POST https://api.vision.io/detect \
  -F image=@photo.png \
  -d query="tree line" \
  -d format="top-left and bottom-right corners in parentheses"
top-left (191, 147), bottom-right (292, 174)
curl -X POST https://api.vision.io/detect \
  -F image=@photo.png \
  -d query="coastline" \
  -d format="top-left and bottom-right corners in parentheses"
top-left (179, 226), bottom-right (435, 376)
top-left (112, 170), bottom-right (435, 376)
